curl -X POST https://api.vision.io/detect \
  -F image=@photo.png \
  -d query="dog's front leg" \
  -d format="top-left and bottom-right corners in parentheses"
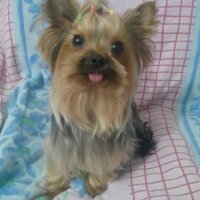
top-left (45, 163), bottom-right (69, 196)
top-left (86, 172), bottom-right (117, 197)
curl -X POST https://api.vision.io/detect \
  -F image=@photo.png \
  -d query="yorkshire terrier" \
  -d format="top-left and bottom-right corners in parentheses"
top-left (39, 0), bottom-right (158, 197)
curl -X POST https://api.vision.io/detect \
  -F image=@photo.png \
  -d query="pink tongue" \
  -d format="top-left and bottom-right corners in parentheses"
top-left (88, 73), bottom-right (103, 83)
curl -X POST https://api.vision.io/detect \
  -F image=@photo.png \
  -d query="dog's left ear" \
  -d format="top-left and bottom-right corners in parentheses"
top-left (123, 1), bottom-right (159, 70)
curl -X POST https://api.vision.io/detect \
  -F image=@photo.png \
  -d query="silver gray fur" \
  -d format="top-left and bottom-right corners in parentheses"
top-left (45, 102), bottom-right (141, 178)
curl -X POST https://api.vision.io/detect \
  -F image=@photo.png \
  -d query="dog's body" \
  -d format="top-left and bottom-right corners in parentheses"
top-left (39, 0), bottom-right (158, 197)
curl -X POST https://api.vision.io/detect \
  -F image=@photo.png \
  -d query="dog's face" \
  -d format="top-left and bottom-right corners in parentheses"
top-left (39, 0), bottom-right (158, 137)
top-left (57, 11), bottom-right (135, 88)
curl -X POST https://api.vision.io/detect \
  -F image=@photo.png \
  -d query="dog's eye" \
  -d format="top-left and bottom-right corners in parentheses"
top-left (72, 35), bottom-right (85, 47)
top-left (111, 41), bottom-right (124, 55)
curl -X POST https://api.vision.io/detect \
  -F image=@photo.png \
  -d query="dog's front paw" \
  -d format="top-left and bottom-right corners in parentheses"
top-left (86, 173), bottom-right (116, 197)
top-left (45, 173), bottom-right (69, 195)
top-left (45, 178), bottom-right (68, 194)
top-left (86, 176), bottom-right (107, 197)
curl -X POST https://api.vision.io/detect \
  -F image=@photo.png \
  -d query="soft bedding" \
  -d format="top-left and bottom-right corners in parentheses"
top-left (0, 0), bottom-right (200, 200)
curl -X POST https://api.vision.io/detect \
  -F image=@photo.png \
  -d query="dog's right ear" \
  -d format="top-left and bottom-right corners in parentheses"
top-left (39, 0), bottom-right (80, 70)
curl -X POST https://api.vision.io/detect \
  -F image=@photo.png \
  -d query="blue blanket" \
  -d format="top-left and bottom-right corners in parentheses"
top-left (177, 0), bottom-right (200, 166)
top-left (0, 0), bottom-right (51, 199)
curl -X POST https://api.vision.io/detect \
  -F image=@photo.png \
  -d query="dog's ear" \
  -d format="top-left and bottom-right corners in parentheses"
top-left (123, 1), bottom-right (158, 71)
top-left (39, 0), bottom-right (80, 70)
top-left (42, 0), bottom-right (80, 28)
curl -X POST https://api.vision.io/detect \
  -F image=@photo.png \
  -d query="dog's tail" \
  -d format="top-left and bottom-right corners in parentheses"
top-left (131, 103), bottom-right (156, 157)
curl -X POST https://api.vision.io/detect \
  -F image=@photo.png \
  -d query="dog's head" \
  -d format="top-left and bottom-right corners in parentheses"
top-left (39, 0), bottom-right (158, 137)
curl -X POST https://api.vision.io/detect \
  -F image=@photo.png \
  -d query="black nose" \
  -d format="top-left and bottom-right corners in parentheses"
top-left (87, 55), bottom-right (107, 69)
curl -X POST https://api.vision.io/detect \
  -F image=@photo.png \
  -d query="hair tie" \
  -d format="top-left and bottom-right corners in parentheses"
top-left (90, 5), bottom-right (97, 13)
top-left (76, 14), bottom-right (82, 23)
top-left (104, 9), bottom-right (114, 15)
top-left (109, 9), bottom-right (114, 15)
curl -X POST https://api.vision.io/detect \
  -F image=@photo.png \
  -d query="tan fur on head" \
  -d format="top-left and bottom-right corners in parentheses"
top-left (49, 4), bottom-right (139, 136)
top-left (39, 0), bottom-right (158, 197)
top-left (40, 0), bottom-right (145, 136)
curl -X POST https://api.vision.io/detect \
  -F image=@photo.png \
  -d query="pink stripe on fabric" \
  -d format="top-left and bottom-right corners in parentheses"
top-left (0, 0), bottom-right (22, 121)
top-left (128, 165), bottom-right (136, 200)
top-left (144, 156), bottom-right (151, 199)
top-left (147, 105), bottom-right (169, 199)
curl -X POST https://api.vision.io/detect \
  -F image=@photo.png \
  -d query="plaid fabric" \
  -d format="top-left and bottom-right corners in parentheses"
top-left (130, 0), bottom-right (200, 199)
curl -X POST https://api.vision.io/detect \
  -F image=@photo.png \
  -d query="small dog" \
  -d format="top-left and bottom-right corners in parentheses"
top-left (39, 0), bottom-right (158, 197)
